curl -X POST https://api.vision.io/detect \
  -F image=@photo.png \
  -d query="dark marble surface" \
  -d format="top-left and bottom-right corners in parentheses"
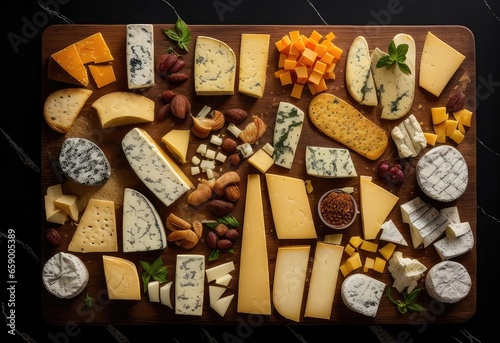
top-left (2, 0), bottom-right (499, 342)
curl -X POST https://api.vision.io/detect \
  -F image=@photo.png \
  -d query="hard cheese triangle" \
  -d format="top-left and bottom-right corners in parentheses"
top-left (68, 198), bottom-right (118, 253)
top-left (359, 176), bottom-right (399, 240)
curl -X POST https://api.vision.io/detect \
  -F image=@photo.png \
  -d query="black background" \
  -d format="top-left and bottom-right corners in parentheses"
top-left (2, 0), bottom-right (499, 342)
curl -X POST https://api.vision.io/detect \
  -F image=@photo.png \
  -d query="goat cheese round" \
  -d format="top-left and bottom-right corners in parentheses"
top-left (42, 252), bottom-right (89, 299)
top-left (416, 145), bottom-right (468, 202)
top-left (425, 261), bottom-right (471, 303)
top-left (59, 137), bottom-right (111, 186)
top-left (341, 273), bottom-right (386, 317)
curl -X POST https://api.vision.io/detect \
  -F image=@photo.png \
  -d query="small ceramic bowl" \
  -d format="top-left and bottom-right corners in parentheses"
top-left (318, 189), bottom-right (359, 229)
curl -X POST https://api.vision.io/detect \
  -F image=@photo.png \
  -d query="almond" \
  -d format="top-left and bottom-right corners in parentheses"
top-left (225, 108), bottom-right (248, 124)
top-left (167, 72), bottom-right (189, 84)
top-left (170, 94), bottom-right (191, 119)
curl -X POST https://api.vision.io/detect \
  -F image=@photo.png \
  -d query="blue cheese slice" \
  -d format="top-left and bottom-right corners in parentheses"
top-left (273, 102), bottom-right (304, 169)
top-left (194, 36), bottom-right (236, 95)
top-left (122, 188), bottom-right (167, 252)
top-left (126, 24), bottom-right (154, 89)
top-left (379, 219), bottom-right (408, 246)
top-left (370, 33), bottom-right (416, 120)
top-left (122, 128), bottom-right (193, 207)
top-left (341, 273), bottom-right (386, 317)
top-left (391, 114), bottom-right (427, 158)
top-left (42, 252), bottom-right (89, 299)
top-left (416, 145), bottom-right (468, 202)
top-left (345, 36), bottom-right (377, 106)
top-left (425, 261), bottom-right (471, 303)
top-left (175, 254), bottom-right (205, 316)
top-left (305, 146), bottom-right (357, 178)
top-left (387, 251), bottom-right (427, 293)
top-left (59, 137), bottom-right (111, 186)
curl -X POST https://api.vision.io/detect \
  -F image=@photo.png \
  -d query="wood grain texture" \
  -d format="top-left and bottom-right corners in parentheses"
top-left (41, 24), bottom-right (476, 325)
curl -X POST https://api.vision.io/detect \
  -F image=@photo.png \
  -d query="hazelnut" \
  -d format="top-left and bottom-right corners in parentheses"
top-left (228, 153), bottom-right (241, 167)
top-left (221, 138), bottom-right (238, 154)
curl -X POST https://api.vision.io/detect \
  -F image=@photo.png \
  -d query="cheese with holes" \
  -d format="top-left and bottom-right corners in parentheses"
top-left (370, 33), bottom-right (416, 120)
top-left (50, 44), bottom-right (89, 86)
top-left (239, 33), bottom-right (270, 98)
top-left (425, 261), bottom-right (471, 303)
top-left (122, 188), bottom-right (167, 252)
top-left (305, 146), bottom-right (357, 178)
top-left (68, 198), bottom-right (118, 253)
top-left (102, 255), bottom-right (141, 300)
top-left (59, 137), bottom-right (111, 186)
top-left (122, 128), bottom-right (193, 207)
top-left (126, 24), bottom-right (154, 89)
top-left (175, 254), bottom-right (205, 316)
top-left (359, 176), bottom-right (399, 240)
top-left (304, 242), bottom-right (343, 319)
top-left (419, 31), bottom-right (466, 97)
top-left (92, 92), bottom-right (154, 128)
top-left (272, 102), bottom-right (305, 169)
top-left (265, 173), bottom-right (317, 239)
top-left (43, 88), bottom-right (92, 133)
top-left (345, 36), bottom-right (377, 106)
top-left (341, 273), bottom-right (386, 317)
top-left (237, 174), bottom-right (271, 315)
top-left (161, 129), bottom-right (190, 164)
top-left (194, 36), bottom-right (236, 95)
top-left (273, 245), bottom-right (310, 322)
top-left (42, 252), bottom-right (89, 299)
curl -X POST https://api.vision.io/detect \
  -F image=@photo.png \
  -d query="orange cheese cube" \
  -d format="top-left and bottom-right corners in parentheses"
top-left (431, 106), bottom-right (448, 124)
top-left (292, 38), bottom-right (306, 53)
top-left (309, 30), bottom-right (323, 42)
top-left (324, 32), bottom-right (335, 41)
top-left (275, 35), bottom-right (292, 53)
top-left (319, 52), bottom-right (335, 65)
top-left (314, 43), bottom-right (328, 58)
top-left (321, 39), bottom-right (335, 53)
top-left (278, 53), bottom-right (287, 68)
top-left (345, 252), bottom-right (362, 271)
top-left (290, 83), bottom-right (304, 99)
top-left (88, 64), bottom-right (116, 88)
top-left (298, 48), bottom-right (318, 66)
top-left (344, 243), bottom-right (356, 256)
top-left (295, 65), bottom-right (309, 84)
top-left (307, 82), bottom-right (317, 95)
top-left (323, 71), bottom-right (336, 80)
top-left (274, 69), bottom-right (288, 78)
top-left (434, 122), bottom-right (447, 143)
top-left (360, 240), bottom-right (378, 253)
top-left (349, 235), bottom-right (364, 249)
top-left (424, 132), bottom-right (438, 146)
top-left (363, 257), bottom-right (375, 273)
top-left (449, 129), bottom-right (465, 144)
top-left (445, 119), bottom-right (459, 136)
top-left (373, 257), bottom-right (386, 273)
top-left (312, 78), bottom-right (327, 93)
top-left (305, 38), bottom-right (318, 51)
top-left (330, 45), bottom-right (343, 61)
top-left (313, 60), bottom-right (327, 74)
top-left (284, 59), bottom-right (297, 71)
top-left (279, 71), bottom-right (293, 86)
top-left (378, 242), bottom-right (396, 260)
top-left (455, 108), bottom-right (473, 127)
top-left (288, 30), bottom-right (301, 42)
top-left (308, 70), bottom-right (323, 85)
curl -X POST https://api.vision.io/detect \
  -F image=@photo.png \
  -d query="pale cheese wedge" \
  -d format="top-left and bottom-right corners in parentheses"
top-left (161, 129), bottom-right (190, 164)
top-left (54, 194), bottom-right (79, 221)
top-left (43, 88), bottom-right (92, 133)
top-left (345, 36), bottom-right (377, 106)
top-left (92, 91), bottom-right (154, 128)
top-left (211, 294), bottom-right (234, 317)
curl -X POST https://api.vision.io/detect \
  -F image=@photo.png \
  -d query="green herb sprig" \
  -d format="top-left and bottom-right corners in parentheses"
top-left (139, 256), bottom-right (168, 293)
top-left (385, 287), bottom-right (426, 314)
top-left (376, 40), bottom-right (412, 75)
top-left (207, 215), bottom-right (240, 262)
top-left (84, 292), bottom-right (93, 309)
top-left (163, 16), bottom-right (191, 52)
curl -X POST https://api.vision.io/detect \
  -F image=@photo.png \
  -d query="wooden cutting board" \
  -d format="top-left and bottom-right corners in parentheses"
top-left (41, 24), bottom-right (476, 325)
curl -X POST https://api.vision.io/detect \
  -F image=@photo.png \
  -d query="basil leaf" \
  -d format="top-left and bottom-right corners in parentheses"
top-left (376, 55), bottom-right (395, 69)
top-left (404, 287), bottom-right (421, 304)
top-left (220, 215), bottom-right (239, 227)
top-left (208, 249), bottom-right (220, 261)
top-left (139, 260), bottom-right (152, 274)
top-left (397, 62), bottom-right (412, 76)
top-left (387, 40), bottom-right (397, 57)
top-left (407, 303), bottom-right (427, 312)
top-left (396, 43), bottom-right (409, 62)
top-left (164, 28), bottom-right (181, 42)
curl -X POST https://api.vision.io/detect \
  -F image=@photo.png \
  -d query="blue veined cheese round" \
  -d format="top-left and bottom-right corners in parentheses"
top-left (42, 252), bottom-right (89, 299)
top-left (416, 145), bottom-right (468, 202)
top-left (59, 137), bottom-right (111, 186)
top-left (341, 273), bottom-right (386, 317)
top-left (425, 261), bottom-right (471, 303)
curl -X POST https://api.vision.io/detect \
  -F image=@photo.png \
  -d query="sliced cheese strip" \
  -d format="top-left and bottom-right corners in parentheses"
top-left (68, 198), bottom-right (118, 253)
top-left (42, 252), bottom-right (89, 299)
top-left (50, 43), bottom-right (89, 86)
top-left (205, 261), bottom-right (235, 283)
top-left (126, 24), bottom-right (154, 89)
top-left (148, 281), bottom-right (160, 302)
top-left (92, 92), bottom-right (154, 128)
top-left (425, 261), bottom-right (471, 303)
top-left (238, 33), bottom-right (270, 98)
top-left (345, 36), bottom-right (377, 106)
top-left (122, 188), bottom-right (167, 252)
top-left (102, 255), bottom-right (141, 300)
top-left (211, 294), bottom-right (234, 317)
top-left (273, 245), bottom-right (310, 322)
top-left (175, 254), bottom-right (205, 316)
top-left (160, 281), bottom-right (173, 308)
top-left (43, 88), bottom-right (92, 133)
top-left (305, 146), bottom-right (357, 178)
top-left (73, 32), bottom-right (114, 64)
top-left (341, 273), bottom-right (386, 317)
top-left (272, 102), bottom-right (304, 169)
top-left (122, 127), bottom-right (193, 207)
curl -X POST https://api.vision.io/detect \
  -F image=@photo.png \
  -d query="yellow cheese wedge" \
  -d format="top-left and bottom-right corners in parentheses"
top-left (68, 198), bottom-right (118, 253)
top-left (161, 129), bottom-right (190, 164)
top-left (92, 92), bottom-right (154, 128)
top-left (363, 257), bottom-right (375, 272)
top-left (73, 32), bottom-right (114, 64)
top-left (373, 257), bottom-right (387, 273)
top-left (273, 245), bottom-right (310, 322)
top-left (88, 64), bottom-right (116, 88)
top-left (50, 44), bottom-right (89, 87)
top-left (247, 148), bottom-right (275, 173)
top-left (237, 174), bottom-right (271, 315)
top-left (359, 176), bottom-right (399, 240)
top-left (44, 184), bottom-right (68, 224)
top-left (378, 242), bottom-right (396, 260)
top-left (304, 242), bottom-right (343, 319)
top-left (54, 194), bottom-right (79, 221)
top-left (102, 255), bottom-right (141, 300)
top-left (265, 173), bottom-right (317, 239)
top-left (238, 33), bottom-right (270, 98)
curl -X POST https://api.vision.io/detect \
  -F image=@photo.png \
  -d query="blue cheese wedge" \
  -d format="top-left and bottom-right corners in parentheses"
top-left (273, 102), bottom-right (304, 169)
top-left (194, 36), bottom-right (236, 95)
top-left (345, 36), bottom-right (377, 106)
top-left (379, 219), bottom-right (408, 246)
top-left (387, 251), bottom-right (427, 293)
top-left (122, 188), bottom-right (167, 252)
top-left (305, 146), bottom-right (357, 178)
top-left (416, 145), bottom-right (468, 202)
top-left (341, 273), bottom-right (386, 317)
top-left (59, 137), bottom-right (111, 186)
top-left (126, 24), bottom-right (154, 89)
top-left (391, 114), bottom-right (427, 158)
top-left (370, 33), bottom-right (416, 120)
top-left (122, 128), bottom-right (193, 207)
top-left (425, 261), bottom-right (471, 303)
top-left (175, 254), bottom-right (205, 316)
top-left (42, 252), bottom-right (89, 299)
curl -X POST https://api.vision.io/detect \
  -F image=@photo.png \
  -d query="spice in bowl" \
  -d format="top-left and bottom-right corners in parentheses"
top-left (318, 189), bottom-right (358, 229)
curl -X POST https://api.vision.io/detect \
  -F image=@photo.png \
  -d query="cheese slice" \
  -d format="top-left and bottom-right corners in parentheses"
top-left (273, 245), bottom-right (310, 322)
top-left (194, 36), bottom-right (236, 95)
top-left (304, 242), bottom-right (343, 320)
top-left (175, 254), bottom-right (205, 316)
top-left (161, 129), bottom-right (190, 164)
top-left (359, 176), bottom-right (399, 240)
top-left (238, 33), bottom-right (270, 98)
top-left (160, 281), bottom-right (173, 308)
top-left (92, 92), bottom-right (154, 128)
top-left (73, 32), bottom-right (114, 64)
top-left (265, 173), bottom-right (317, 239)
top-left (88, 64), bottom-right (116, 88)
top-left (419, 31), bottom-right (466, 97)
top-left (247, 148), bottom-right (275, 173)
top-left (126, 24), bottom-right (154, 89)
top-left (102, 255), bottom-right (141, 300)
top-left (272, 102), bottom-right (305, 169)
top-left (345, 36), bottom-right (377, 106)
top-left (68, 198), bottom-right (118, 253)
top-left (211, 294), bottom-right (235, 317)
top-left (237, 174), bottom-right (271, 315)
top-left (50, 43), bottom-right (89, 87)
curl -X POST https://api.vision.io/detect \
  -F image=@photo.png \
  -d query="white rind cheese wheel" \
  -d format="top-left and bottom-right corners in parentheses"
top-left (341, 273), bottom-right (386, 317)
top-left (425, 261), bottom-right (471, 303)
top-left (42, 252), bottom-right (89, 299)
top-left (416, 145), bottom-right (468, 202)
